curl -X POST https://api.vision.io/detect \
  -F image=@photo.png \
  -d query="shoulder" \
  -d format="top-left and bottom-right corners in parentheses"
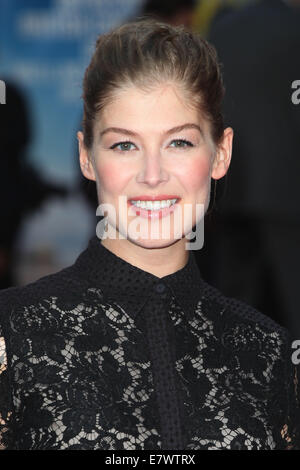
top-left (200, 279), bottom-right (290, 355)
top-left (0, 262), bottom-right (88, 334)
top-left (0, 263), bottom-right (80, 305)
top-left (201, 278), bottom-right (285, 330)
top-left (199, 280), bottom-right (297, 416)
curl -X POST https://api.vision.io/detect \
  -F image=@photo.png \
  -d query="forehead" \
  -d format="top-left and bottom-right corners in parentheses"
top-left (98, 83), bottom-right (201, 129)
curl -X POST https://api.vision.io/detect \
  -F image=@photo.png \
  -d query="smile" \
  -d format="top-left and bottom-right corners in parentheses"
top-left (127, 196), bottom-right (181, 220)
top-left (129, 199), bottom-right (178, 210)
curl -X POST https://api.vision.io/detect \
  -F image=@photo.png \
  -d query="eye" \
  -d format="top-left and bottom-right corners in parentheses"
top-left (109, 138), bottom-right (194, 152)
top-left (170, 139), bottom-right (193, 149)
top-left (110, 140), bottom-right (136, 152)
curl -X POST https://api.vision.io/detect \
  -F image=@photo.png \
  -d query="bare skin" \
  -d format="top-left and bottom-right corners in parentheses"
top-left (78, 82), bottom-right (233, 278)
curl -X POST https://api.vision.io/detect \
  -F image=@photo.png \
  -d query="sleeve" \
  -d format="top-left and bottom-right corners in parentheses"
top-left (0, 332), bottom-right (13, 450)
top-left (279, 337), bottom-right (300, 450)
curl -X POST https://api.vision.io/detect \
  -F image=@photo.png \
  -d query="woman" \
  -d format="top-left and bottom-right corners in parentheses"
top-left (0, 18), bottom-right (299, 450)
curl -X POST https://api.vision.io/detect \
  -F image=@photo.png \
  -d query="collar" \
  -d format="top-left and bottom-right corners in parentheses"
top-left (73, 235), bottom-right (205, 320)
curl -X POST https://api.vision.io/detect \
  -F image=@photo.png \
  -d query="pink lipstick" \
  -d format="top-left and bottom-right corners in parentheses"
top-left (127, 195), bottom-right (181, 220)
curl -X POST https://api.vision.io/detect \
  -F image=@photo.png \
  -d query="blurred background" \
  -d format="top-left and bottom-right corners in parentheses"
top-left (1, 0), bottom-right (300, 337)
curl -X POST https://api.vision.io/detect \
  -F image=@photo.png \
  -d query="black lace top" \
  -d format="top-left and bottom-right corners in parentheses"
top-left (0, 235), bottom-right (299, 450)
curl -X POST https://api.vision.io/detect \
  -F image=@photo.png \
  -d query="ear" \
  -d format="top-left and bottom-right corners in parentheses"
top-left (77, 131), bottom-right (96, 182)
top-left (211, 127), bottom-right (234, 180)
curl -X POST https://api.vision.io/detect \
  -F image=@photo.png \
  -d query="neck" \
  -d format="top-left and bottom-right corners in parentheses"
top-left (100, 236), bottom-right (189, 278)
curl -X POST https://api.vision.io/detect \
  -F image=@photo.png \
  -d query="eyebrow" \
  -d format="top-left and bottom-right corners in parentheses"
top-left (99, 123), bottom-right (204, 139)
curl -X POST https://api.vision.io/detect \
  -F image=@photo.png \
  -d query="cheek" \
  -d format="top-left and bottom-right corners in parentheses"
top-left (96, 161), bottom-right (128, 195)
top-left (181, 158), bottom-right (211, 192)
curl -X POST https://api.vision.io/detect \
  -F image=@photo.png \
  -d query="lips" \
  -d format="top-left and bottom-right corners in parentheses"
top-left (127, 196), bottom-right (181, 220)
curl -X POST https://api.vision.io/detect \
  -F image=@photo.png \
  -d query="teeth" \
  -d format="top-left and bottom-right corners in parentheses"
top-left (130, 199), bottom-right (178, 210)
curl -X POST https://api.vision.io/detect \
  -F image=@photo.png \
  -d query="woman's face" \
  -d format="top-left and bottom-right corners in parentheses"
top-left (78, 82), bottom-right (233, 249)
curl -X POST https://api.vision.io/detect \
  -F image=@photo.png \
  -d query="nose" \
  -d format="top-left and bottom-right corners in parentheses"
top-left (136, 150), bottom-right (169, 187)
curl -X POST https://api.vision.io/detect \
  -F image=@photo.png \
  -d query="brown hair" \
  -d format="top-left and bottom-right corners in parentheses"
top-left (81, 17), bottom-right (225, 152)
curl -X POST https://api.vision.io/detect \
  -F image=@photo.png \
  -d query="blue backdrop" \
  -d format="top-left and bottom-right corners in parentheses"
top-left (0, 0), bottom-right (143, 280)
top-left (0, 0), bottom-right (142, 185)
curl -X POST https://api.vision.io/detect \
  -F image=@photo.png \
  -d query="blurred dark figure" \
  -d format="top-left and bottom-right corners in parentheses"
top-left (0, 81), bottom-right (68, 288)
top-left (209, 2), bottom-right (235, 31)
top-left (139, 0), bottom-right (197, 27)
top-left (76, 0), bottom-right (198, 219)
top-left (203, 0), bottom-right (300, 338)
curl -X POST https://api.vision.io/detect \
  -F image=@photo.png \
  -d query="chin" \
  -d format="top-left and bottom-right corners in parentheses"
top-left (127, 236), bottom-right (181, 250)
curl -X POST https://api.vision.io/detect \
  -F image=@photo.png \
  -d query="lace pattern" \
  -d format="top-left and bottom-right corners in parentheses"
top-left (0, 236), bottom-right (299, 449)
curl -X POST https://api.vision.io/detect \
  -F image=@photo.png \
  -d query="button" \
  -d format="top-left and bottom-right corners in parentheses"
top-left (155, 282), bottom-right (166, 294)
